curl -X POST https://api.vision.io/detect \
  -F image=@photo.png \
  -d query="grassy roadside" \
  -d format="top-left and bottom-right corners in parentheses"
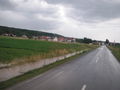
top-left (108, 46), bottom-right (120, 61)
top-left (0, 50), bottom-right (92, 90)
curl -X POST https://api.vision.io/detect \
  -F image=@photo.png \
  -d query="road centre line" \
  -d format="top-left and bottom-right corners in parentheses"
top-left (81, 84), bottom-right (87, 90)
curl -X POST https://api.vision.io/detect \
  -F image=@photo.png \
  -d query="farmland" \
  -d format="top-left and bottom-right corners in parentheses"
top-left (0, 36), bottom-right (97, 64)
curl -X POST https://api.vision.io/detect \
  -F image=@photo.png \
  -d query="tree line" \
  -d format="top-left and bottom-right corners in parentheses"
top-left (0, 26), bottom-right (62, 38)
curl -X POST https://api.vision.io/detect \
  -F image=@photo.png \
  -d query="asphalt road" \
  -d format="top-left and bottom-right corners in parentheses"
top-left (8, 46), bottom-right (120, 90)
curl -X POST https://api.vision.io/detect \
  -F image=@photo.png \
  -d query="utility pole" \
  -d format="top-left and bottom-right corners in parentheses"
top-left (114, 40), bottom-right (115, 46)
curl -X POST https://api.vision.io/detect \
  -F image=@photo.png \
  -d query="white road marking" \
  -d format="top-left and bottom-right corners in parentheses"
top-left (54, 71), bottom-right (64, 77)
top-left (37, 71), bottom-right (64, 86)
top-left (81, 84), bottom-right (87, 90)
top-left (96, 57), bottom-right (99, 63)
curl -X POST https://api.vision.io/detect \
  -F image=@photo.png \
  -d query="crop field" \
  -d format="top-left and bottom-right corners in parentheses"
top-left (109, 45), bottom-right (120, 61)
top-left (0, 36), bottom-right (96, 64)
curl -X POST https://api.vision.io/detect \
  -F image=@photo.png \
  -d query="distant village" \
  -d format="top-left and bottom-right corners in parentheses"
top-left (1, 33), bottom-right (120, 46)
top-left (0, 26), bottom-right (120, 46)
top-left (2, 33), bottom-right (76, 43)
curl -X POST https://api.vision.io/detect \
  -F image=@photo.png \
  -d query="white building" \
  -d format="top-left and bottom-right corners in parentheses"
top-left (53, 37), bottom-right (58, 42)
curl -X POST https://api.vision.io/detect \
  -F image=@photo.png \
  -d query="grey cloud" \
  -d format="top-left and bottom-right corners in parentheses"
top-left (0, 11), bottom-right (60, 30)
top-left (26, 19), bottom-right (61, 30)
top-left (0, 0), bottom-right (120, 42)
top-left (47, 0), bottom-right (120, 22)
top-left (0, 0), bottom-right (15, 10)
top-left (0, 18), bottom-right (60, 30)
top-left (1, 0), bottom-right (120, 22)
top-left (0, 0), bottom-right (61, 30)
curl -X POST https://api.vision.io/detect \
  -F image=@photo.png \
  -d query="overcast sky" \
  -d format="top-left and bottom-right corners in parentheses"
top-left (0, 0), bottom-right (120, 42)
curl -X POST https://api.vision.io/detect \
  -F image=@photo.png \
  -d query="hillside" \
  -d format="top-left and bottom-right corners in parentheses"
top-left (0, 26), bottom-right (63, 38)
top-left (0, 25), bottom-right (97, 44)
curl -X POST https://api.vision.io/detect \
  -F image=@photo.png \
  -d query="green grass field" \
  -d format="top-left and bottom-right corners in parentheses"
top-left (109, 45), bottom-right (120, 61)
top-left (0, 36), bottom-right (96, 64)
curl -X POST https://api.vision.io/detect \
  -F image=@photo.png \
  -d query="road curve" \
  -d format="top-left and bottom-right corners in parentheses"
top-left (8, 46), bottom-right (120, 90)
